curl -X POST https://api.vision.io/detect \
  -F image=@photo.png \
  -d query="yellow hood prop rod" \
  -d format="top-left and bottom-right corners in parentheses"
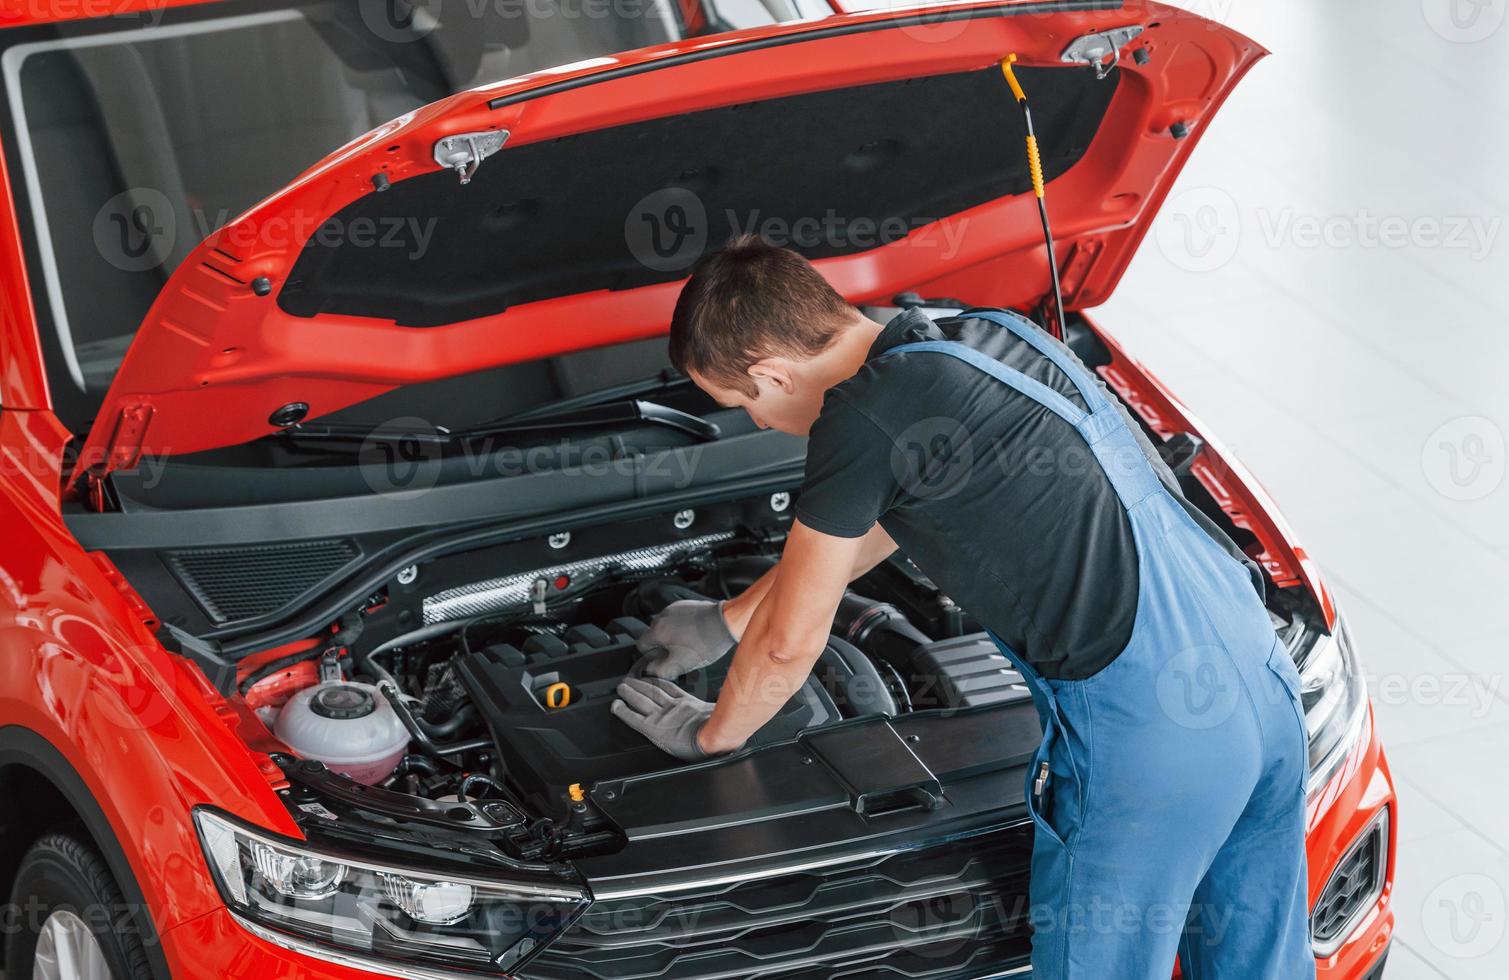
top-left (1002, 55), bottom-right (1066, 342)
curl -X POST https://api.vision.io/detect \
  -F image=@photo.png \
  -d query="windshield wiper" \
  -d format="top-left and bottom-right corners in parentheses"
top-left (495, 370), bottom-right (689, 424)
top-left (282, 421), bottom-right (452, 444)
top-left (454, 399), bottom-right (720, 442)
top-left (282, 398), bottom-right (719, 448)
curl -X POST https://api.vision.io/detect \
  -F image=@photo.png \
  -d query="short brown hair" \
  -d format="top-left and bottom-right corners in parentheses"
top-left (669, 235), bottom-right (855, 397)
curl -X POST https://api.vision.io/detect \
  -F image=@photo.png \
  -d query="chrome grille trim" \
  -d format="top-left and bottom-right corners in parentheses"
top-left (521, 825), bottom-right (1035, 980)
top-left (422, 532), bottom-right (735, 624)
top-left (1310, 807), bottom-right (1389, 956)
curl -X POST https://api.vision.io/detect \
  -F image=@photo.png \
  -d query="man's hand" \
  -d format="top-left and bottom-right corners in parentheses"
top-left (610, 676), bottom-right (722, 761)
top-left (698, 520), bottom-right (869, 754)
top-left (634, 600), bottom-right (736, 679)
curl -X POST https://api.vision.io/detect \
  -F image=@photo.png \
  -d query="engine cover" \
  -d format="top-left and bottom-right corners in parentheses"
top-left (454, 617), bottom-right (844, 806)
top-left (909, 633), bottom-right (1033, 708)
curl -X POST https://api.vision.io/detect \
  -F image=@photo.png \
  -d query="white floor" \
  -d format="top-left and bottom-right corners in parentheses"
top-left (1099, 2), bottom-right (1509, 976)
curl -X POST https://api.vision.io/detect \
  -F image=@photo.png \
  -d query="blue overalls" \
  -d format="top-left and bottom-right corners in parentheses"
top-left (880, 310), bottom-right (1315, 979)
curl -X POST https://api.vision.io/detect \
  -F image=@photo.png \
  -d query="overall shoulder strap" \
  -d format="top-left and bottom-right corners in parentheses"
top-left (876, 340), bottom-right (1089, 429)
top-left (880, 311), bottom-right (1166, 510)
top-left (963, 309), bottom-right (1113, 416)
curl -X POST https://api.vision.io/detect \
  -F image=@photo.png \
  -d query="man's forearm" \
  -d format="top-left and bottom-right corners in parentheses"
top-left (719, 562), bottom-right (778, 639)
top-left (697, 610), bottom-right (823, 754)
top-left (721, 525), bottom-right (896, 639)
top-left (696, 520), bottom-right (867, 755)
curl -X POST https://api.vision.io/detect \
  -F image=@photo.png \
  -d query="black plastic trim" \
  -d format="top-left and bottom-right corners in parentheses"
top-left (73, 430), bottom-right (805, 549)
top-left (127, 469), bottom-right (800, 658)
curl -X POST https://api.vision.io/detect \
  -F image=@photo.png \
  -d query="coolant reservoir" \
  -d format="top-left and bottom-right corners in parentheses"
top-left (274, 682), bottom-right (409, 784)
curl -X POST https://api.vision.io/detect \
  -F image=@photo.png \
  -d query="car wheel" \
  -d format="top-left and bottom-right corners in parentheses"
top-left (5, 833), bottom-right (154, 980)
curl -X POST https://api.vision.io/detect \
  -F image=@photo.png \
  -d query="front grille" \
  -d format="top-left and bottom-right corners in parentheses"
top-left (166, 539), bottom-right (360, 623)
top-left (1311, 809), bottom-right (1389, 954)
top-left (522, 825), bottom-right (1034, 980)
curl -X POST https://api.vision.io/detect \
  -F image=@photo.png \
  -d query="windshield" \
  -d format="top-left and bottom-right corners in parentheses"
top-left (2, 0), bottom-right (827, 432)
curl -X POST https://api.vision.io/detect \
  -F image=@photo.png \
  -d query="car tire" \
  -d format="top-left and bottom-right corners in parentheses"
top-left (5, 832), bottom-right (155, 980)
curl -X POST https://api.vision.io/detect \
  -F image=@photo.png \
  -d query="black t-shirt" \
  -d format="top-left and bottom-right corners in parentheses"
top-left (796, 308), bottom-right (1257, 680)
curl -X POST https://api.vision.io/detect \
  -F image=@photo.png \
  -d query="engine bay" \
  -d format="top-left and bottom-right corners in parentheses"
top-left (240, 494), bottom-right (1035, 857)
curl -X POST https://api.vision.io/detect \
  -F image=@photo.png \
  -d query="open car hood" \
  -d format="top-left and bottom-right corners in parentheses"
top-left (75, 0), bottom-right (1264, 480)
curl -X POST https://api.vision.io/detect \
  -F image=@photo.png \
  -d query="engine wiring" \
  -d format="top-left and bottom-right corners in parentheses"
top-left (249, 524), bottom-right (1003, 864)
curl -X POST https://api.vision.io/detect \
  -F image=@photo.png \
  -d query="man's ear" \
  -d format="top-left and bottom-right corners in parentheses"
top-left (747, 357), bottom-right (796, 395)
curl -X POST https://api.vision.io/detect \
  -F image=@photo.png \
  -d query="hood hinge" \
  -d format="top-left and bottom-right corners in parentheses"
top-left (75, 401), bottom-right (154, 502)
top-left (1058, 237), bottom-right (1104, 305)
top-left (103, 401), bottom-right (153, 471)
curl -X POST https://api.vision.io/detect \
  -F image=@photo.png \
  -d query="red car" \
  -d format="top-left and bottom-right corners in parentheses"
top-left (0, 1), bottom-right (1393, 978)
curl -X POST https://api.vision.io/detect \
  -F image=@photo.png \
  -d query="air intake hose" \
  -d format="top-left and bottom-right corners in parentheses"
top-left (832, 592), bottom-right (931, 672)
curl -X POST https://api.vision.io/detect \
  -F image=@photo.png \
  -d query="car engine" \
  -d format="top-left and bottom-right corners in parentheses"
top-left (243, 500), bottom-right (1034, 857)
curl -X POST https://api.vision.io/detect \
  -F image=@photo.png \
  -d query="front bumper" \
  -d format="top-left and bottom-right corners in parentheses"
top-left (1309, 708), bottom-right (1396, 979)
top-left (163, 713), bottom-right (1396, 980)
top-left (163, 907), bottom-right (388, 980)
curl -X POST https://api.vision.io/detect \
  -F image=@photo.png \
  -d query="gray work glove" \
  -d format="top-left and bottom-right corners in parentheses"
top-left (635, 599), bottom-right (736, 679)
top-left (611, 676), bottom-right (723, 761)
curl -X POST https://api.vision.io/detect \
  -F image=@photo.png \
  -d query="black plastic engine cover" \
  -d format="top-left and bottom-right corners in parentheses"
top-left (911, 632), bottom-right (1033, 709)
top-left (454, 617), bottom-right (844, 807)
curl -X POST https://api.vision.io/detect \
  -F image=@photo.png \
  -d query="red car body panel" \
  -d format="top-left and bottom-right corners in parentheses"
top-left (0, 135), bottom-right (47, 410)
top-left (0, 408), bottom-right (300, 937)
top-left (0, 1), bottom-right (1392, 978)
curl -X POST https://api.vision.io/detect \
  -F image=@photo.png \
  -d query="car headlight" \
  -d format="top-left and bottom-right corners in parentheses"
top-left (195, 808), bottom-right (587, 976)
top-left (1295, 616), bottom-right (1369, 794)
